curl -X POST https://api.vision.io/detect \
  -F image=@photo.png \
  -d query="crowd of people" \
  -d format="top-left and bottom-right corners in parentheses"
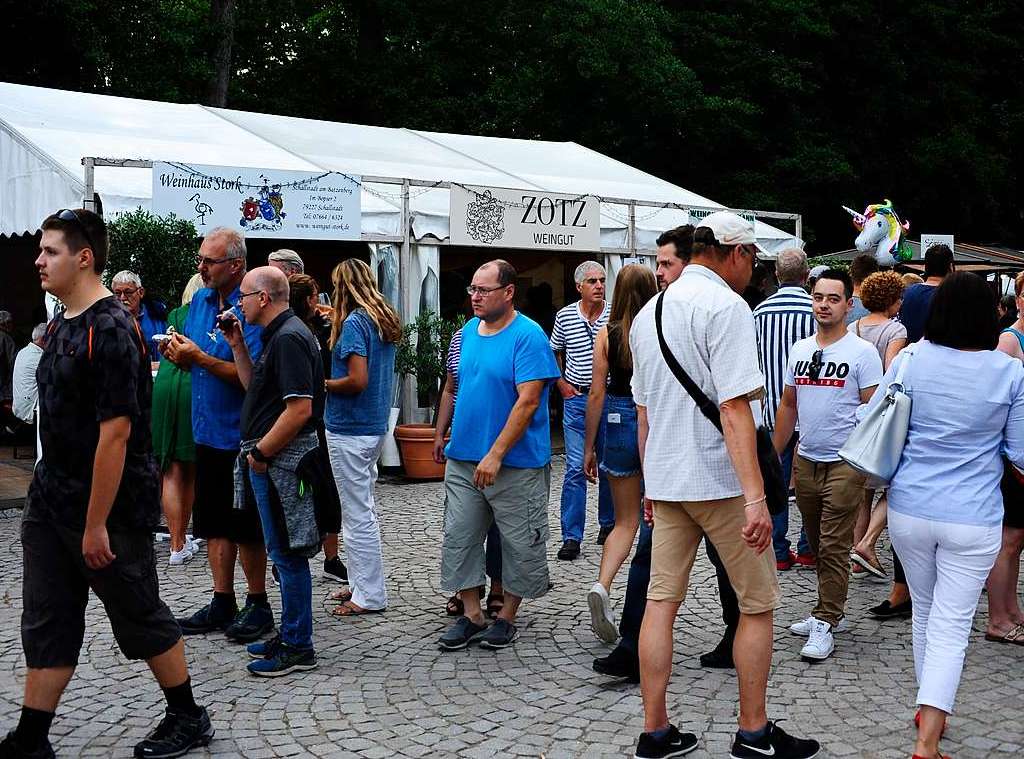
top-left (0, 206), bottom-right (1021, 759)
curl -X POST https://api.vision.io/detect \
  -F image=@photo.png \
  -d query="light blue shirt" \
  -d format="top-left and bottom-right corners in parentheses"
top-left (445, 313), bottom-right (560, 468)
top-left (869, 341), bottom-right (1024, 526)
top-left (325, 309), bottom-right (396, 436)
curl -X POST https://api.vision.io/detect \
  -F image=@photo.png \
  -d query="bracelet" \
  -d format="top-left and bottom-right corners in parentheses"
top-left (743, 496), bottom-right (767, 508)
top-left (250, 446), bottom-right (271, 464)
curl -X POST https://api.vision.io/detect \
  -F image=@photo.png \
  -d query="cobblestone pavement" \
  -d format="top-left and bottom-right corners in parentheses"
top-left (0, 455), bottom-right (1021, 758)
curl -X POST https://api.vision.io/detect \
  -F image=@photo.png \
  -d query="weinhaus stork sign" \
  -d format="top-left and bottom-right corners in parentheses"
top-left (151, 162), bottom-right (361, 240)
top-left (449, 184), bottom-right (601, 252)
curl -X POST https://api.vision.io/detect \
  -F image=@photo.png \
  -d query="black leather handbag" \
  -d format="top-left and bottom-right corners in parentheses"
top-left (654, 291), bottom-right (787, 515)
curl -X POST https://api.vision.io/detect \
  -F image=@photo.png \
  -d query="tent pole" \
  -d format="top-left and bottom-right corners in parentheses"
top-left (795, 214), bottom-right (802, 244)
top-left (628, 202), bottom-right (636, 253)
top-left (83, 157), bottom-right (95, 212)
top-left (399, 179), bottom-right (416, 425)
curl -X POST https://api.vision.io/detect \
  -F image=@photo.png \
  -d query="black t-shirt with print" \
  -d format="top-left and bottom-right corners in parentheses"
top-left (28, 295), bottom-right (160, 532)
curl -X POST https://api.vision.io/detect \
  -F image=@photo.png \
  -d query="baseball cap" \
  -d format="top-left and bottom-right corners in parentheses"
top-left (697, 211), bottom-right (766, 255)
top-left (809, 264), bottom-right (829, 279)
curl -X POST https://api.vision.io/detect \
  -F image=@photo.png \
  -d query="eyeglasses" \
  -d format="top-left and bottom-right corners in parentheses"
top-left (55, 209), bottom-right (98, 256)
top-left (466, 284), bottom-right (507, 296)
top-left (197, 255), bottom-right (230, 267)
top-left (112, 287), bottom-right (139, 298)
top-left (237, 289), bottom-right (265, 301)
top-left (808, 349), bottom-right (824, 381)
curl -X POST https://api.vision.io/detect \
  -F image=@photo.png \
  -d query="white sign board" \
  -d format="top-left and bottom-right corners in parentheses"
top-left (152, 162), bottom-right (361, 240)
top-left (919, 233), bottom-right (954, 259)
top-left (449, 184), bottom-right (600, 252)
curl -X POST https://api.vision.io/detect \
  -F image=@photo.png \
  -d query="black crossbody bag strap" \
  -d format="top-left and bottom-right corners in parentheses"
top-left (654, 290), bottom-right (722, 432)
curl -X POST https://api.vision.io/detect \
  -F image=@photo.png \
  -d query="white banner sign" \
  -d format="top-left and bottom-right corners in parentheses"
top-left (919, 233), bottom-right (954, 258)
top-left (151, 162), bottom-right (361, 240)
top-left (449, 184), bottom-right (600, 252)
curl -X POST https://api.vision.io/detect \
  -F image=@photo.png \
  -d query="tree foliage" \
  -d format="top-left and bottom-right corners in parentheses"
top-left (4, 0), bottom-right (1023, 251)
top-left (106, 209), bottom-right (198, 307)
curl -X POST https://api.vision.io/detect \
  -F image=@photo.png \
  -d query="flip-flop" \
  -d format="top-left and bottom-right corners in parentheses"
top-left (445, 594), bottom-right (463, 616)
top-left (330, 600), bottom-right (385, 617)
top-left (985, 621), bottom-right (1024, 646)
top-left (850, 548), bottom-right (887, 578)
top-left (330, 589), bottom-right (353, 604)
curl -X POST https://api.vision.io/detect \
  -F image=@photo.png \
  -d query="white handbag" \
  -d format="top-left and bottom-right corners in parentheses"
top-left (838, 346), bottom-right (915, 485)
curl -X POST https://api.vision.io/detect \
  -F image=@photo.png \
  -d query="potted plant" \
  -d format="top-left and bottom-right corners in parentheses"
top-left (393, 311), bottom-right (463, 479)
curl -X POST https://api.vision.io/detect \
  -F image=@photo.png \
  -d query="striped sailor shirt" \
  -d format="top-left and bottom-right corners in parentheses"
top-left (752, 285), bottom-right (816, 429)
top-left (549, 300), bottom-right (610, 386)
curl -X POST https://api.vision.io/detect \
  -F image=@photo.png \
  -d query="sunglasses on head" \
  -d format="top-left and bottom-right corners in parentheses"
top-left (808, 349), bottom-right (824, 381)
top-left (55, 209), bottom-right (99, 256)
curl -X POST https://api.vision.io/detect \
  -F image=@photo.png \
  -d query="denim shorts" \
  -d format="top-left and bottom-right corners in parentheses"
top-left (599, 395), bottom-right (641, 477)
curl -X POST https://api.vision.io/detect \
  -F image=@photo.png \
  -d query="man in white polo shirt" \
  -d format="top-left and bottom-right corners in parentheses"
top-left (550, 261), bottom-right (613, 560)
top-left (773, 268), bottom-right (882, 662)
top-left (629, 211), bottom-right (819, 759)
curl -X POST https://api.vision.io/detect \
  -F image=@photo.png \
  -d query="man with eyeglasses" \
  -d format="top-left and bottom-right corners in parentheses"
top-left (220, 266), bottom-right (326, 676)
top-left (550, 260), bottom-right (613, 560)
top-left (2, 208), bottom-right (213, 759)
top-left (629, 211), bottom-right (819, 759)
top-left (438, 260), bottom-right (560, 651)
top-left (161, 227), bottom-right (275, 645)
top-left (112, 270), bottom-right (167, 362)
top-left (773, 268), bottom-right (882, 663)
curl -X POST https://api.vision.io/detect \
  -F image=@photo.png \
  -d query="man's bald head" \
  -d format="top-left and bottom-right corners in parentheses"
top-left (247, 266), bottom-right (290, 303)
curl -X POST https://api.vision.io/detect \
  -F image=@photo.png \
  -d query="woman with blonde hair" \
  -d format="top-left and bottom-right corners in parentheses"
top-left (582, 264), bottom-right (658, 642)
top-left (152, 272), bottom-right (204, 565)
top-left (324, 258), bottom-right (401, 616)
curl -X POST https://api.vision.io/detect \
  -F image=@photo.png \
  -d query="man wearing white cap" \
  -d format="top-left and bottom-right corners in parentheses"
top-left (628, 211), bottom-right (819, 759)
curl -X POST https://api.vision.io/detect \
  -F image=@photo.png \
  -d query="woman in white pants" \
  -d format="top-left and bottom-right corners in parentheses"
top-left (861, 273), bottom-right (1024, 759)
top-left (323, 259), bottom-right (401, 616)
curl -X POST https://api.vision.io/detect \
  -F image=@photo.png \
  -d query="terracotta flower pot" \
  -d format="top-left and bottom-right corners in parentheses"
top-left (394, 423), bottom-right (447, 480)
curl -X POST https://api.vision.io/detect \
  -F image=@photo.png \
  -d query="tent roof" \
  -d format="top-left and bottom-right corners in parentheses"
top-left (829, 241), bottom-right (1024, 273)
top-left (0, 81), bottom-right (800, 251)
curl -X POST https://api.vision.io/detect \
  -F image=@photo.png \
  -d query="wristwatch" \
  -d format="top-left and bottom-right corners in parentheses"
top-left (250, 446), bottom-right (271, 464)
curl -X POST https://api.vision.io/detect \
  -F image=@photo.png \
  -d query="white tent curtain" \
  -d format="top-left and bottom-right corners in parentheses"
top-left (604, 252), bottom-right (655, 302)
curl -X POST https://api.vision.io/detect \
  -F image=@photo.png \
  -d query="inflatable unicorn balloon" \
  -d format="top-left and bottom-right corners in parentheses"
top-left (842, 200), bottom-right (912, 266)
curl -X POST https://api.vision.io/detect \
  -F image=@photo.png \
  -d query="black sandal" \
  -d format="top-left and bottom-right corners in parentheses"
top-left (445, 586), bottom-right (485, 616)
top-left (486, 591), bottom-right (505, 618)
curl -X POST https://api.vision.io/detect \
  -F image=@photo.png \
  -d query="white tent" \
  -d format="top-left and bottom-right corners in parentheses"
top-left (0, 81), bottom-right (802, 252)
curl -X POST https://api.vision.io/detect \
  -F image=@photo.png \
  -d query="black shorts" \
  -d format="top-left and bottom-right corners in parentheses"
top-left (193, 444), bottom-right (264, 544)
top-left (21, 514), bottom-right (182, 669)
top-left (1001, 459), bottom-right (1024, 529)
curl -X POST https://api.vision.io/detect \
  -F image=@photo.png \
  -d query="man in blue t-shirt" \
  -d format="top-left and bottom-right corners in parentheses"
top-left (438, 260), bottom-right (560, 652)
top-left (898, 244), bottom-right (954, 343)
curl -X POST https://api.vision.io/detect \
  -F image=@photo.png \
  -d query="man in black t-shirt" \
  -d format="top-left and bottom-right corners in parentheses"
top-left (222, 266), bottom-right (325, 677)
top-left (0, 209), bottom-right (212, 759)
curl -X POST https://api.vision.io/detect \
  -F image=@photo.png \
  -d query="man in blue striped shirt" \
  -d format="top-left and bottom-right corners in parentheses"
top-left (752, 248), bottom-right (815, 569)
top-left (550, 261), bottom-right (612, 560)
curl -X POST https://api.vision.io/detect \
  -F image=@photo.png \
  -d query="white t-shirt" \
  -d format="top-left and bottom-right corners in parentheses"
top-left (631, 265), bottom-right (764, 501)
top-left (785, 332), bottom-right (883, 462)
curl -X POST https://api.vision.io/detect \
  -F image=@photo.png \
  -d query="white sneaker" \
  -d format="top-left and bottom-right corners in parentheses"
top-left (800, 619), bottom-right (835, 661)
top-left (586, 582), bottom-right (618, 644)
top-left (168, 544), bottom-right (194, 566)
top-left (789, 615), bottom-right (849, 636)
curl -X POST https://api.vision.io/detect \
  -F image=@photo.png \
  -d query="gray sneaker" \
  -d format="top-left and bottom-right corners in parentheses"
top-left (479, 618), bottom-right (519, 649)
top-left (438, 617), bottom-right (489, 651)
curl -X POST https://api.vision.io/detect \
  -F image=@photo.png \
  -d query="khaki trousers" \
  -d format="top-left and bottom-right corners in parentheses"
top-left (793, 455), bottom-right (864, 627)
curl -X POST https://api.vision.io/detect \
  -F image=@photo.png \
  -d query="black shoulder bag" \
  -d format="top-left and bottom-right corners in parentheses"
top-left (654, 291), bottom-right (786, 515)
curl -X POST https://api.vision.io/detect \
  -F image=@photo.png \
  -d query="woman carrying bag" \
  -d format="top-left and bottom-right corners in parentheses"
top-left (858, 273), bottom-right (1024, 759)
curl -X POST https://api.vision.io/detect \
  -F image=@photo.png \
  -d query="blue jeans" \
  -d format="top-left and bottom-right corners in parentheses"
top-left (560, 394), bottom-right (613, 542)
top-left (248, 470), bottom-right (313, 649)
top-left (772, 434), bottom-right (811, 561)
